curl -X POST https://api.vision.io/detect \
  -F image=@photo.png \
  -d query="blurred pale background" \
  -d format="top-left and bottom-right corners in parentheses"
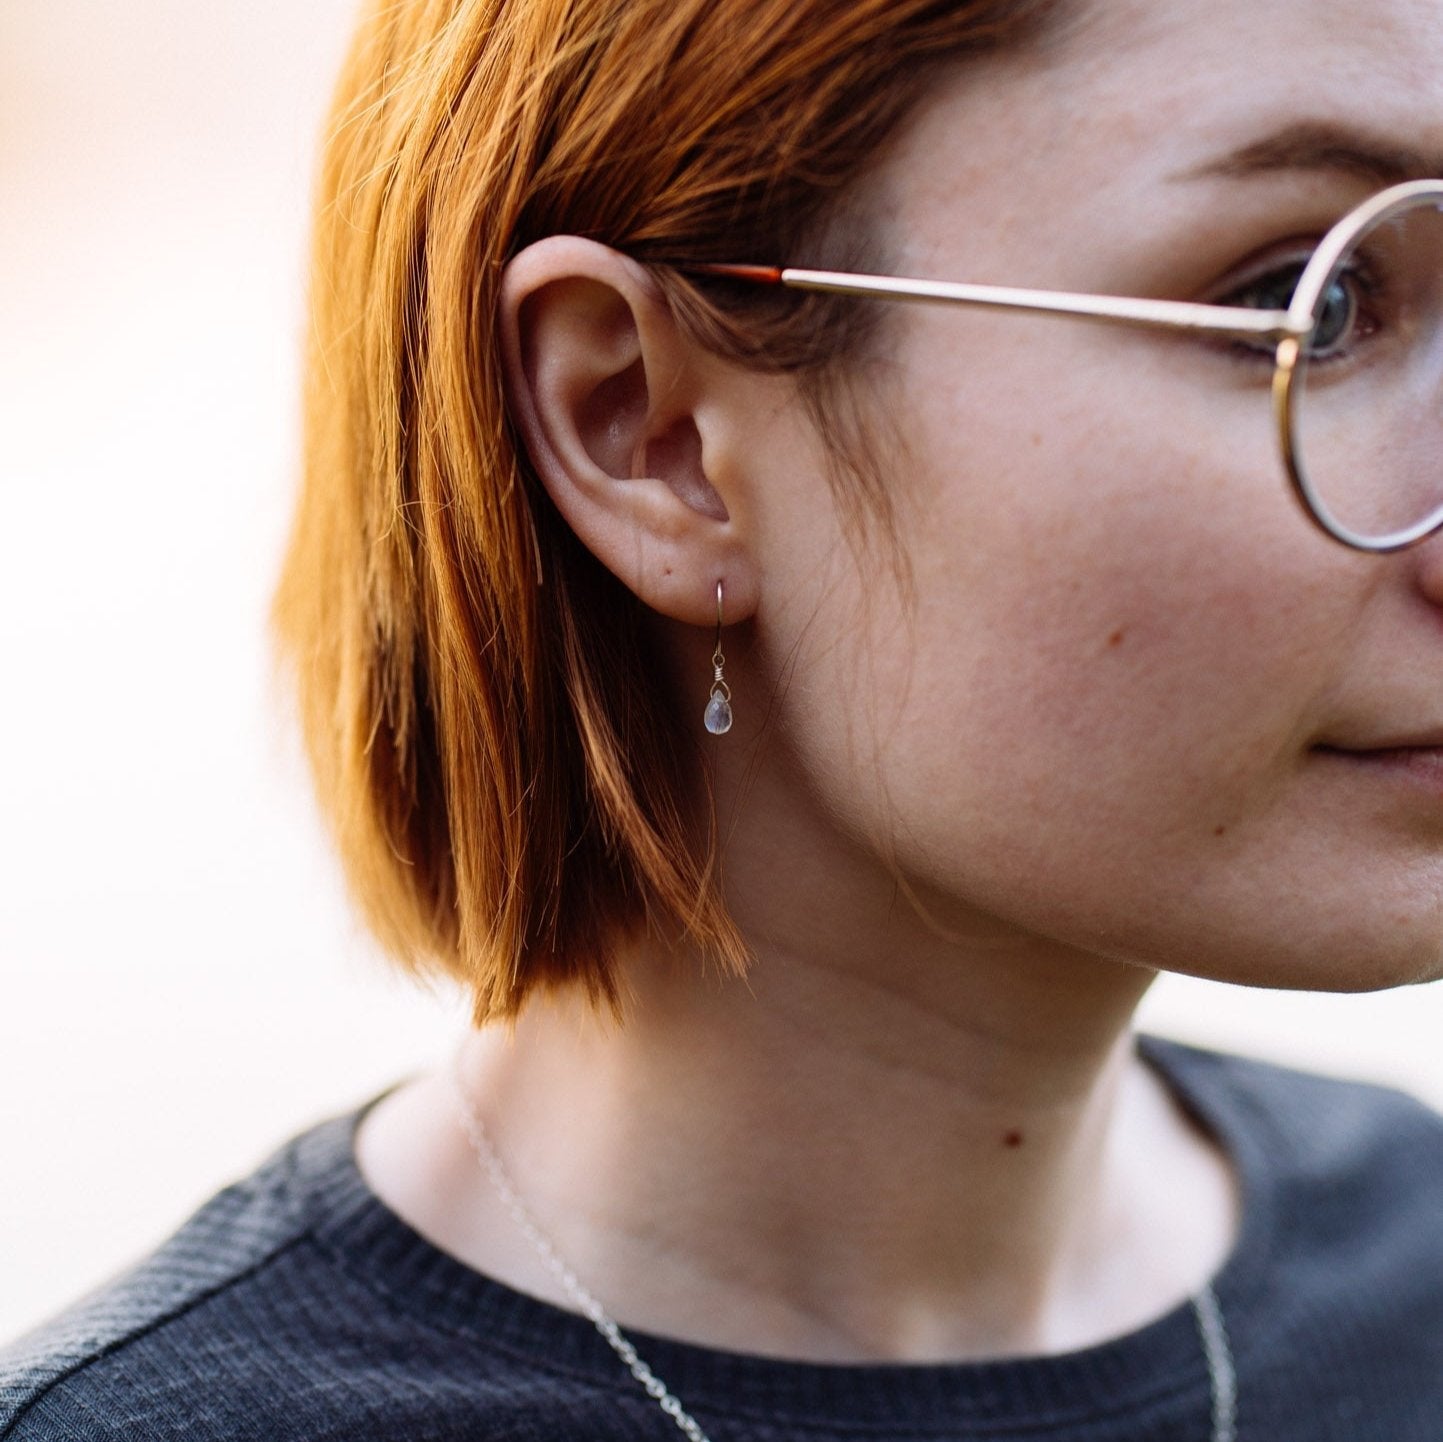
top-left (2, 0), bottom-right (1441, 1345)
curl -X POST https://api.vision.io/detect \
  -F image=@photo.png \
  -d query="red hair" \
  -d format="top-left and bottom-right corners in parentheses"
top-left (272, 0), bottom-right (1059, 1023)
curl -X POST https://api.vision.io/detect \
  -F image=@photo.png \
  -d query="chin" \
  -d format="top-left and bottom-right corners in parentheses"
top-left (1158, 927), bottom-right (1443, 995)
top-left (1110, 846), bottom-right (1443, 994)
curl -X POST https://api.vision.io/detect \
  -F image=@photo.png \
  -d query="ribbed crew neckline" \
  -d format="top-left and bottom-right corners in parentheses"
top-left (286, 1035), bottom-right (1274, 1435)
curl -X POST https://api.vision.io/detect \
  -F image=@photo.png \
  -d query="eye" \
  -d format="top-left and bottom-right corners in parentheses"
top-left (1304, 273), bottom-right (1365, 357)
top-left (1221, 256), bottom-right (1373, 362)
top-left (1225, 259), bottom-right (1306, 316)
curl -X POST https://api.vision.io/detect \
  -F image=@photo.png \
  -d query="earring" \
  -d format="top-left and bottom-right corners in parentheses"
top-left (703, 578), bottom-right (733, 735)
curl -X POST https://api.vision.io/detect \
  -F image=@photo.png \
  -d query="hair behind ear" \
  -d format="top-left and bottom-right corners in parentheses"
top-left (271, 0), bottom-right (1061, 1022)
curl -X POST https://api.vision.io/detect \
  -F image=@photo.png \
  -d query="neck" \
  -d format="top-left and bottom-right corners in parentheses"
top-left (442, 915), bottom-right (1234, 1362)
top-left (359, 761), bottom-right (1238, 1364)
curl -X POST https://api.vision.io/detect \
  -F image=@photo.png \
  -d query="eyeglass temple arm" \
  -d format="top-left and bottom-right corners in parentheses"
top-left (683, 262), bottom-right (1303, 343)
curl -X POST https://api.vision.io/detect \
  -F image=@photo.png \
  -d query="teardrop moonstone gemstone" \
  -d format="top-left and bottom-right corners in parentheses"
top-left (704, 694), bottom-right (733, 735)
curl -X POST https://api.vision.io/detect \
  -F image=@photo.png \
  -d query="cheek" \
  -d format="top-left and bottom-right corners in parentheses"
top-left (833, 347), bottom-right (1442, 985)
top-left (885, 337), bottom-right (1328, 825)
top-left (880, 478), bottom-right (1327, 859)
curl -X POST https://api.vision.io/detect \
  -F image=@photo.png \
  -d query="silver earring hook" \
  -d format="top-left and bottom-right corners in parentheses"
top-left (703, 579), bottom-right (733, 735)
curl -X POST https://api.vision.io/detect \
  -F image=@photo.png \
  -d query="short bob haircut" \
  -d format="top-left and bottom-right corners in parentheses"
top-left (272, 0), bottom-right (1060, 1024)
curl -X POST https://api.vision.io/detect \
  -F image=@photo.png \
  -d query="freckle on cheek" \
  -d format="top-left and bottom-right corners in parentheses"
top-left (1106, 629), bottom-right (1126, 649)
top-left (1003, 1131), bottom-right (1024, 1149)
top-left (1213, 825), bottom-right (1227, 837)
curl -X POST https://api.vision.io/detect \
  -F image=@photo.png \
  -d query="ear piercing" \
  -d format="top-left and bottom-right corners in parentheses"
top-left (703, 579), bottom-right (733, 735)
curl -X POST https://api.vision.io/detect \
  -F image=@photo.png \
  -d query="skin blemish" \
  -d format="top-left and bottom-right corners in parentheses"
top-left (1107, 628), bottom-right (1126, 649)
top-left (1003, 1130), bottom-right (1024, 1149)
top-left (1213, 824), bottom-right (1227, 837)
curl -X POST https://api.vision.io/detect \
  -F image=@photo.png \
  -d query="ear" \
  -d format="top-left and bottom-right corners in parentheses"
top-left (499, 236), bottom-right (758, 628)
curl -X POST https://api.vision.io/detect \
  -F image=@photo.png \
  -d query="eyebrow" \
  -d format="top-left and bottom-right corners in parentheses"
top-left (1177, 120), bottom-right (1443, 188)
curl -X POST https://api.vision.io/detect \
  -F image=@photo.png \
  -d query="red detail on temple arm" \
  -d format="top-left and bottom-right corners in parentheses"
top-left (682, 262), bottom-right (784, 285)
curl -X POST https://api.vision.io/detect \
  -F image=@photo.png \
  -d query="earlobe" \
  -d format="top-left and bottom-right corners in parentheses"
top-left (498, 236), bottom-right (756, 628)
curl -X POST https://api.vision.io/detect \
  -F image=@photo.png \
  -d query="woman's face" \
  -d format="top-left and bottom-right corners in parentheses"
top-left (738, 0), bottom-right (1443, 991)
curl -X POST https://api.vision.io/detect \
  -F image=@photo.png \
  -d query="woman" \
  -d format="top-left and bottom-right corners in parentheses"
top-left (4, 0), bottom-right (1442, 1436)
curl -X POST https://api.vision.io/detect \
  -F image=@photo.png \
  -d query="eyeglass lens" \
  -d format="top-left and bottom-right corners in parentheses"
top-left (1290, 194), bottom-right (1443, 544)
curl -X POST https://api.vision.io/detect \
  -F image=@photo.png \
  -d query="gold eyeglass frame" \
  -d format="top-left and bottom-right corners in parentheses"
top-left (684, 178), bottom-right (1443, 555)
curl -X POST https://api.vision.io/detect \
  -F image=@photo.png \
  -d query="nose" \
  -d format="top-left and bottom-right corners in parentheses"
top-left (1409, 521), bottom-right (1443, 610)
top-left (1393, 306), bottom-right (1443, 598)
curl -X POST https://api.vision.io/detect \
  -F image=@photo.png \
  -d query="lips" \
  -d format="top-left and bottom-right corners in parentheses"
top-left (1315, 743), bottom-right (1443, 790)
top-left (1327, 734), bottom-right (1443, 752)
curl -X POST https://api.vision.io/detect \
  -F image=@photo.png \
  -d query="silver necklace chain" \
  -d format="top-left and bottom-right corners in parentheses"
top-left (450, 1056), bottom-right (1238, 1442)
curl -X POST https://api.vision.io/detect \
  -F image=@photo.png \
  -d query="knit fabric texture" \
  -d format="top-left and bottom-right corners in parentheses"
top-left (3, 1036), bottom-right (1442, 1440)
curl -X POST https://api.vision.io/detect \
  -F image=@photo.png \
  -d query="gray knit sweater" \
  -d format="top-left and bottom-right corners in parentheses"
top-left (3, 1037), bottom-right (1442, 1440)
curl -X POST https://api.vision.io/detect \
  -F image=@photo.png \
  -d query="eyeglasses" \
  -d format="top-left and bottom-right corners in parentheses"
top-left (684, 179), bottom-right (1443, 554)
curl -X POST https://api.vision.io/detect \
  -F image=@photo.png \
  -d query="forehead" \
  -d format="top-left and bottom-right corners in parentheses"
top-left (885, 0), bottom-right (1443, 233)
top-left (1070, 0), bottom-right (1443, 155)
top-left (1077, 0), bottom-right (1442, 74)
